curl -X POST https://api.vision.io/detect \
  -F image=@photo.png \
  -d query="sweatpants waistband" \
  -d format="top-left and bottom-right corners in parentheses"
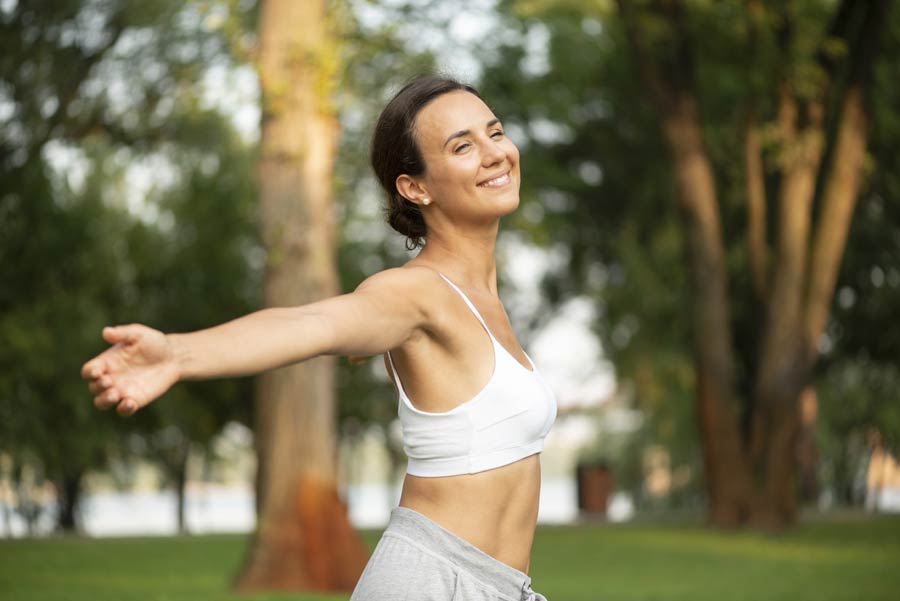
top-left (384, 506), bottom-right (536, 601)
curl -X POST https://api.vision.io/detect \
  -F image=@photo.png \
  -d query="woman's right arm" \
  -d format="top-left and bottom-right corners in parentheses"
top-left (81, 267), bottom-right (438, 417)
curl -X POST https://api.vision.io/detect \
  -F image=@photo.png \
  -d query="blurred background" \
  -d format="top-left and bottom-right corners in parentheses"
top-left (1, 0), bottom-right (898, 600)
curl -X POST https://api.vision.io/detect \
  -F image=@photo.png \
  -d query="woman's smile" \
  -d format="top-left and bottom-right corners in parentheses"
top-left (477, 171), bottom-right (511, 189)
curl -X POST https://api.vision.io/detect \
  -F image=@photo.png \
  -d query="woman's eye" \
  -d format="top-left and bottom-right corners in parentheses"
top-left (454, 143), bottom-right (470, 153)
top-left (491, 130), bottom-right (504, 138)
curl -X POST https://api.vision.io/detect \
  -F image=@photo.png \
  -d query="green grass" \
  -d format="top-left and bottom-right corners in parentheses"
top-left (2, 514), bottom-right (899, 600)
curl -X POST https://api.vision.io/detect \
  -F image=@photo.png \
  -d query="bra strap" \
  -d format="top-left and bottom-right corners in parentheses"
top-left (385, 350), bottom-right (410, 400)
top-left (436, 273), bottom-right (493, 336)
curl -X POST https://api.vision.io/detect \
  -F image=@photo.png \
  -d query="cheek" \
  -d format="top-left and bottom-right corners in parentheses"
top-left (422, 158), bottom-right (462, 188)
top-left (505, 140), bottom-right (521, 166)
top-left (445, 156), bottom-right (482, 185)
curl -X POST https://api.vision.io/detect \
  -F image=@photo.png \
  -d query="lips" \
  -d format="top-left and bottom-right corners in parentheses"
top-left (477, 171), bottom-right (511, 188)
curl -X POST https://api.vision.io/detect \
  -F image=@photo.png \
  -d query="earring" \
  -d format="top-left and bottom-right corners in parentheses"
top-left (422, 197), bottom-right (431, 206)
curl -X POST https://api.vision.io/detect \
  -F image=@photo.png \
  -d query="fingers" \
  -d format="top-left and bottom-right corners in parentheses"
top-left (93, 386), bottom-right (121, 411)
top-left (93, 388), bottom-right (140, 417)
top-left (88, 375), bottom-right (112, 395)
top-left (102, 324), bottom-right (141, 346)
top-left (87, 325), bottom-right (146, 417)
top-left (116, 397), bottom-right (140, 417)
top-left (81, 356), bottom-right (106, 380)
top-left (81, 324), bottom-right (131, 380)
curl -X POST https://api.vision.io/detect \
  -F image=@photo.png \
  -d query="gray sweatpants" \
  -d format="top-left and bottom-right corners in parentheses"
top-left (350, 506), bottom-right (548, 601)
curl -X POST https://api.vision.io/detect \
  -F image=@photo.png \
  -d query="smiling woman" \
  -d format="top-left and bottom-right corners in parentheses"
top-left (371, 77), bottom-right (522, 251)
top-left (81, 74), bottom-right (554, 601)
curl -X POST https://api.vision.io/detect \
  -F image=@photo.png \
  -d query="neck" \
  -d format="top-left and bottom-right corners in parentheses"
top-left (415, 222), bottom-right (499, 294)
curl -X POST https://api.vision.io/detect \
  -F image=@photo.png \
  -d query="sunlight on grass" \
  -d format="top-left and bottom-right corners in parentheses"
top-left (1, 515), bottom-right (898, 601)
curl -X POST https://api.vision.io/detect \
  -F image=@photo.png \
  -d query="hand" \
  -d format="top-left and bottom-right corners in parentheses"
top-left (81, 324), bottom-right (180, 417)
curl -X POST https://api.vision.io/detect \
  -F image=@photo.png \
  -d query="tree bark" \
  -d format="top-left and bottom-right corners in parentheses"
top-left (234, 0), bottom-right (369, 592)
top-left (662, 103), bottom-right (754, 526)
top-left (747, 84), bottom-right (824, 528)
top-left (744, 0), bottom-right (769, 302)
top-left (796, 386), bottom-right (819, 504)
top-left (744, 112), bottom-right (768, 302)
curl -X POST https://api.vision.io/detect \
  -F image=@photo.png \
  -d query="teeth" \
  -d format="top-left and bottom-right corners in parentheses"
top-left (479, 173), bottom-right (510, 188)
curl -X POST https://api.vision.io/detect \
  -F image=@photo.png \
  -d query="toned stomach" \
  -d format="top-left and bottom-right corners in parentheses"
top-left (397, 452), bottom-right (542, 574)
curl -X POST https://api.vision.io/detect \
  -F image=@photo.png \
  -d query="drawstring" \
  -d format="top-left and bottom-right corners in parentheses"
top-left (521, 579), bottom-right (548, 601)
top-left (521, 580), bottom-right (536, 601)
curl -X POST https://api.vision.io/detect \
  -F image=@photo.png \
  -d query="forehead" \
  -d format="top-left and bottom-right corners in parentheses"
top-left (413, 91), bottom-right (497, 148)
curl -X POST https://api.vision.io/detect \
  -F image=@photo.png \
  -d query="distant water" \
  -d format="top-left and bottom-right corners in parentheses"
top-left (1, 477), bottom-right (637, 537)
top-left (7, 481), bottom-right (895, 538)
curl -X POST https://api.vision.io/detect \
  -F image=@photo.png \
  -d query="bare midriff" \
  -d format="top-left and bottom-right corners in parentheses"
top-left (397, 452), bottom-right (541, 574)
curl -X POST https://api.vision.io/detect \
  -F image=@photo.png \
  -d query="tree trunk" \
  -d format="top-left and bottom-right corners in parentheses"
top-left (661, 104), bottom-right (754, 527)
top-left (175, 443), bottom-right (189, 535)
top-left (56, 470), bottom-right (83, 534)
top-left (616, 0), bottom-right (756, 526)
top-left (234, 0), bottom-right (369, 592)
top-left (796, 387), bottom-right (819, 505)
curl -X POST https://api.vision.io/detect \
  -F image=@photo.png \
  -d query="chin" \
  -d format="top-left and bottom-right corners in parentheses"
top-left (496, 191), bottom-right (521, 217)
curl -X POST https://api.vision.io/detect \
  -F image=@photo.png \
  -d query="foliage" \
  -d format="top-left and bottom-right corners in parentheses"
top-left (0, 0), bottom-right (259, 531)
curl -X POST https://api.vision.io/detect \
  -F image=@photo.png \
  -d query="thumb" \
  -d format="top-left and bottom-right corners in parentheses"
top-left (102, 324), bottom-right (141, 346)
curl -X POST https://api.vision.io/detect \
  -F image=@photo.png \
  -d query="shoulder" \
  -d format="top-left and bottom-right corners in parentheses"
top-left (354, 265), bottom-right (444, 294)
top-left (352, 266), bottom-right (448, 327)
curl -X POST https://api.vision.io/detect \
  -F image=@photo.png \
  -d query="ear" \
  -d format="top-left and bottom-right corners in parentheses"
top-left (396, 174), bottom-right (431, 207)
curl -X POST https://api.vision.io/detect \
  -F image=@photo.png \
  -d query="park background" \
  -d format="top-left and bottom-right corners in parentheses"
top-left (1, 0), bottom-right (899, 599)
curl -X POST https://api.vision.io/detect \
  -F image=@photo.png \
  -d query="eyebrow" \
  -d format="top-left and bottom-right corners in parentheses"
top-left (442, 118), bottom-right (502, 149)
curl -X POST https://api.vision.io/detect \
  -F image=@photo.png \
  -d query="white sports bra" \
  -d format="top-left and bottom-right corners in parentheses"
top-left (387, 273), bottom-right (557, 477)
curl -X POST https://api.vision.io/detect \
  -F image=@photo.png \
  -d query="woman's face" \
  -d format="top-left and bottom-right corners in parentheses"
top-left (404, 91), bottom-right (521, 227)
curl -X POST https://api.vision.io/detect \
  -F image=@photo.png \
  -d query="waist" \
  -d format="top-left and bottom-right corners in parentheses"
top-left (382, 506), bottom-right (536, 599)
top-left (398, 453), bottom-right (542, 573)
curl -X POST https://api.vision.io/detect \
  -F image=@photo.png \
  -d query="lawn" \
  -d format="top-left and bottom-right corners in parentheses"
top-left (1, 513), bottom-right (898, 601)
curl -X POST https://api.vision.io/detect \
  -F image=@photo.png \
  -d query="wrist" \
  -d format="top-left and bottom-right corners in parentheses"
top-left (166, 333), bottom-right (189, 382)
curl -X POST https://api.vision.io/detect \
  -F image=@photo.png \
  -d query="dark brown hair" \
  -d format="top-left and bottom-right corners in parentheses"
top-left (371, 75), bottom-right (481, 250)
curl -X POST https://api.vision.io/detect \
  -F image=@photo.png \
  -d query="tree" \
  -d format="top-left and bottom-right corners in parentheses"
top-left (479, 0), bottom-right (896, 529)
top-left (613, 0), bottom-right (892, 528)
top-left (234, 0), bottom-right (369, 592)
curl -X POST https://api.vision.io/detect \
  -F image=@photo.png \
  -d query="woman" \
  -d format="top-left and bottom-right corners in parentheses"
top-left (81, 75), bottom-right (556, 601)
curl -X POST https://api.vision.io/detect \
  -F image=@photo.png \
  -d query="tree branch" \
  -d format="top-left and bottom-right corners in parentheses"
top-left (816, 0), bottom-right (861, 85)
top-left (804, 0), bottom-right (891, 362)
top-left (749, 0), bottom-right (825, 469)
top-left (25, 10), bottom-right (127, 162)
top-left (744, 0), bottom-right (769, 301)
top-left (744, 109), bottom-right (769, 301)
top-left (616, 0), bottom-right (674, 112)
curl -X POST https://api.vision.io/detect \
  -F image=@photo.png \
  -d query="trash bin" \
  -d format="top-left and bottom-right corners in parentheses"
top-left (576, 461), bottom-right (614, 518)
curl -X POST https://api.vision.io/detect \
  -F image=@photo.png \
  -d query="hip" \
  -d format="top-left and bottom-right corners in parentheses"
top-left (350, 506), bottom-right (548, 601)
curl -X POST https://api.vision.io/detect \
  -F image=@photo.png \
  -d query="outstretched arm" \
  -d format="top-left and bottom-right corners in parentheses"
top-left (81, 267), bottom-right (434, 417)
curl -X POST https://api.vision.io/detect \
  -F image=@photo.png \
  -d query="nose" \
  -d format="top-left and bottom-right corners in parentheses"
top-left (481, 136), bottom-right (506, 167)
